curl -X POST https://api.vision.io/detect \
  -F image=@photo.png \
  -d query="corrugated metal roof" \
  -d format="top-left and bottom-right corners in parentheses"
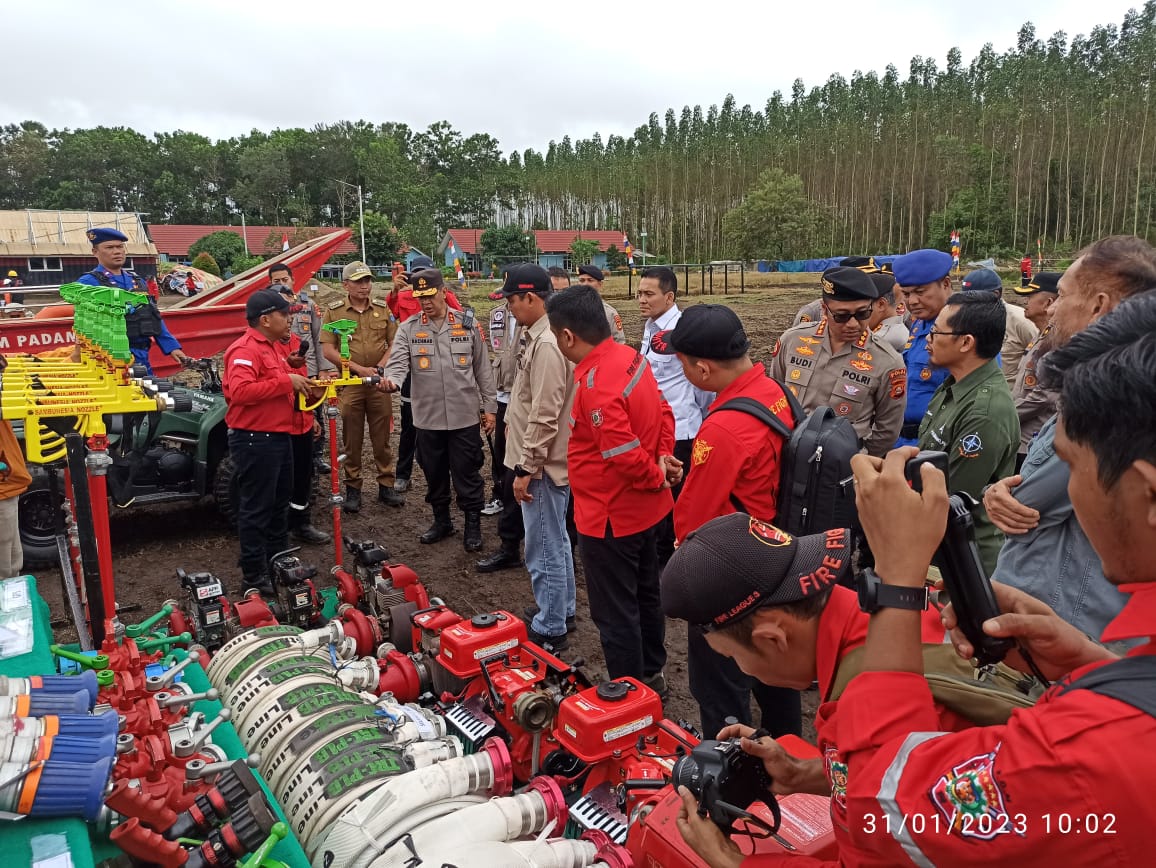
top-left (149, 225), bottom-right (358, 257)
top-left (0, 209), bottom-right (157, 256)
top-left (444, 228), bottom-right (628, 256)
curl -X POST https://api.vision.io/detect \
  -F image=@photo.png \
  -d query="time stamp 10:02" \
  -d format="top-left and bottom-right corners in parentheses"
top-left (861, 812), bottom-right (1118, 837)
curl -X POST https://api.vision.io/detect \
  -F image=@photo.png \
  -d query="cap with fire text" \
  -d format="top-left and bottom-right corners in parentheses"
top-left (661, 513), bottom-right (852, 629)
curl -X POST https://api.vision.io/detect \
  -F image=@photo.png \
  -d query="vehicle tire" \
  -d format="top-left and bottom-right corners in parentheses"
top-left (212, 453), bottom-right (239, 529)
top-left (19, 465), bottom-right (63, 568)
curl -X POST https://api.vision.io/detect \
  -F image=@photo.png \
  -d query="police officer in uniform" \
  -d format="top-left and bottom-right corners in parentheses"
top-left (892, 248), bottom-right (955, 447)
top-left (320, 261), bottom-right (404, 513)
top-left (866, 271), bottom-right (910, 352)
top-left (772, 267), bottom-right (906, 457)
top-left (77, 228), bottom-right (187, 374)
top-left (272, 269), bottom-right (336, 545)
top-left (1010, 273), bottom-right (1063, 466)
top-left (574, 265), bottom-right (627, 344)
top-left (475, 288), bottom-right (526, 572)
top-left (382, 269), bottom-right (497, 551)
top-left (271, 263), bottom-right (334, 474)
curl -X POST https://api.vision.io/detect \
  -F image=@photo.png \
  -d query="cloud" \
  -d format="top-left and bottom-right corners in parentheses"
top-left (0, 0), bottom-right (1138, 155)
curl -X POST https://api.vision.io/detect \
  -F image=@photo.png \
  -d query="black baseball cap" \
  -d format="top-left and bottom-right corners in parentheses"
top-left (961, 269), bottom-right (1004, 294)
top-left (245, 288), bottom-right (291, 320)
top-left (649, 304), bottom-right (750, 360)
top-left (406, 255), bottom-right (435, 277)
top-left (1014, 271), bottom-right (1062, 296)
top-left (500, 263), bottom-right (551, 297)
top-left (661, 513), bottom-right (852, 629)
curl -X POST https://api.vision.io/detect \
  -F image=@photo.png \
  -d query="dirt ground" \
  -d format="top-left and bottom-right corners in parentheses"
top-left (38, 278), bottom-right (824, 739)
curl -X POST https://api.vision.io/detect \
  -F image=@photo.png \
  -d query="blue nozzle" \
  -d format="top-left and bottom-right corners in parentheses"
top-left (55, 710), bottom-right (119, 740)
top-left (30, 756), bottom-right (114, 821)
top-left (36, 672), bottom-right (99, 708)
top-left (28, 690), bottom-right (89, 717)
top-left (43, 734), bottom-right (116, 765)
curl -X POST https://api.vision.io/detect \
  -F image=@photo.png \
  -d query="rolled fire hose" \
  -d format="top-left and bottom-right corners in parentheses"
top-left (309, 737), bottom-right (512, 867)
top-left (369, 777), bottom-right (567, 868)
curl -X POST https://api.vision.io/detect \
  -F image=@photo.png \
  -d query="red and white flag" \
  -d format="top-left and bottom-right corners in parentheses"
top-left (281, 233), bottom-right (290, 252)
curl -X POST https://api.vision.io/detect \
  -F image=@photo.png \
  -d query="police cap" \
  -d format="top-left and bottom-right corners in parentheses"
top-left (1014, 271), bottom-right (1062, 296)
top-left (87, 227), bottom-right (128, 246)
top-left (410, 269), bottom-right (445, 297)
top-left (821, 266), bottom-right (878, 302)
top-left (893, 249), bottom-right (954, 287)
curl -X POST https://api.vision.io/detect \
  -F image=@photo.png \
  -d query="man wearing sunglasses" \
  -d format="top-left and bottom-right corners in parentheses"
top-left (919, 292), bottom-right (1019, 573)
top-left (771, 266), bottom-right (906, 457)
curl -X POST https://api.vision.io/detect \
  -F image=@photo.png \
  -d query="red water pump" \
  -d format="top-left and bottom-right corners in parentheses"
top-left (432, 611), bottom-right (590, 783)
top-left (332, 538), bottom-right (432, 655)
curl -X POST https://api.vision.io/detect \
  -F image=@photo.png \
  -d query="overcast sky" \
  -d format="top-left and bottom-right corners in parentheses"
top-left (3, 0), bottom-right (1141, 156)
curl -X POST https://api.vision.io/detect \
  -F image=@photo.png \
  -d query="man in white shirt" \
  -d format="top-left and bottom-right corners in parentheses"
top-left (638, 266), bottom-right (714, 565)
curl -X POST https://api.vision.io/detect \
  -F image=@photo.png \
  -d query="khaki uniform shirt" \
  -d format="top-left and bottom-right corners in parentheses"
top-left (793, 298), bottom-right (824, 326)
top-left (770, 318), bottom-right (907, 457)
top-left (320, 296), bottom-right (397, 369)
top-left (383, 309), bottom-right (497, 430)
top-left (1012, 326), bottom-right (1059, 452)
top-left (604, 300), bottom-right (626, 344)
top-left (504, 314), bottom-right (574, 486)
top-left (918, 359), bottom-right (1019, 575)
top-left (289, 293), bottom-right (338, 378)
top-left (1000, 301), bottom-right (1039, 388)
top-left (488, 301), bottom-right (523, 395)
top-left (872, 314), bottom-right (910, 353)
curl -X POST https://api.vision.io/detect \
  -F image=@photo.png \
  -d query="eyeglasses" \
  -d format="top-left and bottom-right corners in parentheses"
top-left (825, 306), bottom-right (873, 324)
top-left (928, 329), bottom-right (968, 340)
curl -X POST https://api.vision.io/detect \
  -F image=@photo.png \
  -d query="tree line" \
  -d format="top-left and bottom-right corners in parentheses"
top-left (1, 5), bottom-right (1153, 262)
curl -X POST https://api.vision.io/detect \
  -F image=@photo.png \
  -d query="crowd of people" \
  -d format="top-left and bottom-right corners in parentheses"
top-left (58, 229), bottom-right (1156, 864)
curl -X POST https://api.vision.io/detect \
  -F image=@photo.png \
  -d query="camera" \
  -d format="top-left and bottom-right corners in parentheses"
top-left (671, 738), bottom-right (779, 835)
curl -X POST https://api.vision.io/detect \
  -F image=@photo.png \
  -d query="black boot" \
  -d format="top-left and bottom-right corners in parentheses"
top-left (420, 508), bottom-right (455, 544)
top-left (464, 511), bottom-right (483, 553)
top-left (314, 456), bottom-right (332, 475)
top-left (378, 485), bottom-right (405, 508)
top-left (476, 541), bottom-right (522, 573)
top-left (343, 486), bottom-right (361, 514)
top-left (290, 505), bottom-right (332, 545)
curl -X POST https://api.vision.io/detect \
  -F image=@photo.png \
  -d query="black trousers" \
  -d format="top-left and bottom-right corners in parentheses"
top-left (656, 438), bottom-right (695, 566)
top-left (230, 429), bottom-right (293, 580)
top-left (397, 375), bottom-right (417, 482)
top-left (491, 401), bottom-right (509, 497)
top-left (578, 521), bottom-right (666, 680)
top-left (289, 431), bottom-right (314, 527)
top-left (416, 426), bottom-right (485, 514)
top-left (688, 625), bottom-right (802, 739)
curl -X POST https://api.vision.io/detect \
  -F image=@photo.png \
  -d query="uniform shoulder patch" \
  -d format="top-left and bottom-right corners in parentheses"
top-left (328, 300), bottom-right (345, 309)
top-left (371, 298), bottom-right (388, 307)
top-left (692, 439), bottom-right (713, 467)
top-left (957, 432), bottom-right (984, 458)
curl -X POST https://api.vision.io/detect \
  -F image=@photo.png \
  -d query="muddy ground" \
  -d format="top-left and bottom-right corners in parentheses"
top-left (38, 279), bottom-right (824, 739)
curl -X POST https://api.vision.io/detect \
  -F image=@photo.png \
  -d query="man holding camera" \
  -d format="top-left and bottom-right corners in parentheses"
top-left (675, 294), bottom-right (1156, 867)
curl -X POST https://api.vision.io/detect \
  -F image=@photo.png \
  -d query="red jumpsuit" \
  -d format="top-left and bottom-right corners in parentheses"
top-left (743, 584), bottom-right (1156, 866)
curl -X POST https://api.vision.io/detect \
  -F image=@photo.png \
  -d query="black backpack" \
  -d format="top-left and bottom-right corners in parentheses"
top-left (713, 383), bottom-right (860, 535)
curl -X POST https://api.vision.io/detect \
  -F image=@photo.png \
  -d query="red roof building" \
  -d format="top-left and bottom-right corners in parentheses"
top-left (439, 228), bottom-right (631, 272)
top-left (148, 224), bottom-right (357, 260)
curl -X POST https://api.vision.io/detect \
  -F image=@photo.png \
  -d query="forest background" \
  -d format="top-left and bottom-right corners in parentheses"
top-left (2, 8), bottom-right (1154, 264)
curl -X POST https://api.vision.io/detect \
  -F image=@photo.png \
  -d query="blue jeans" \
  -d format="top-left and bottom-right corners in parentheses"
top-left (522, 475), bottom-right (575, 638)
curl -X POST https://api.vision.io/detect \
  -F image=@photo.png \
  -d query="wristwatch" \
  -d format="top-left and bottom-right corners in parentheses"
top-left (514, 465), bottom-right (533, 478)
top-left (856, 568), bottom-right (930, 614)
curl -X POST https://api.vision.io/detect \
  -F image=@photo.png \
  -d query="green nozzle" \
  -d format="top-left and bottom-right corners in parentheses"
top-left (323, 319), bottom-right (359, 361)
top-left (125, 603), bottom-right (175, 638)
top-left (137, 631), bottom-right (191, 652)
top-left (97, 669), bottom-right (115, 688)
top-left (50, 645), bottom-right (110, 671)
top-left (240, 822), bottom-right (289, 868)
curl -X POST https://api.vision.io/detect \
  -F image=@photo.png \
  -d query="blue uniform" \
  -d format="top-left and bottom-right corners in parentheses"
top-left (76, 268), bottom-right (181, 374)
top-left (897, 318), bottom-right (947, 447)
